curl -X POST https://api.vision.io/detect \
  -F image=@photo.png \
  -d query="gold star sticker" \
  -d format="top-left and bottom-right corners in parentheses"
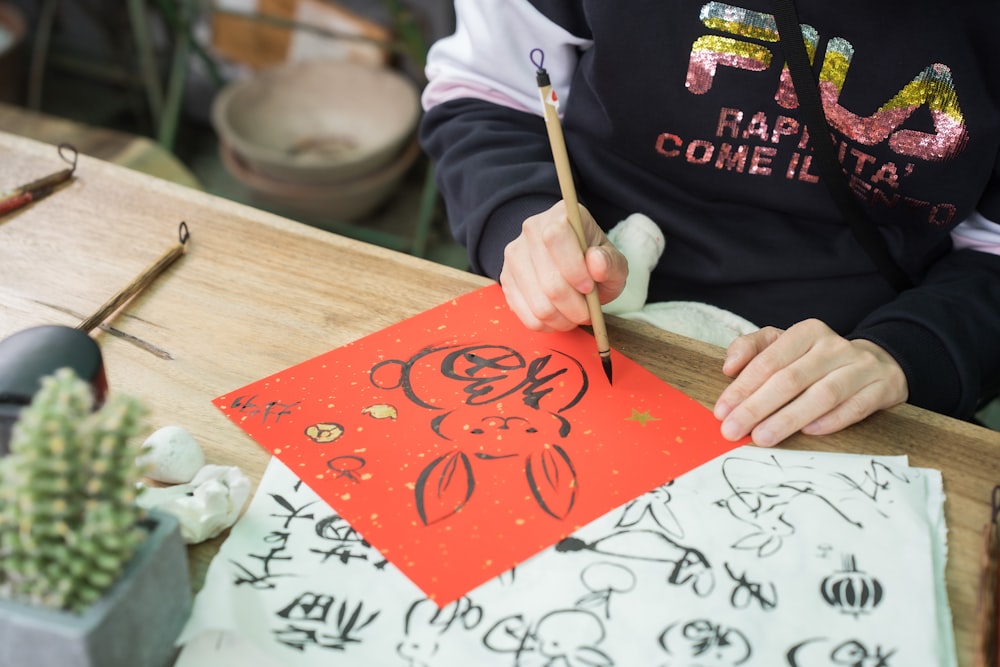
top-left (626, 408), bottom-right (660, 426)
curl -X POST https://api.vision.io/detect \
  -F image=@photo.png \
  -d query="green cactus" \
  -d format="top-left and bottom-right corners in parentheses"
top-left (0, 367), bottom-right (149, 614)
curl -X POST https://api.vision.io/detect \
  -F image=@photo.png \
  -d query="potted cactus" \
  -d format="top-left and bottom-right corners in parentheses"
top-left (0, 367), bottom-right (192, 667)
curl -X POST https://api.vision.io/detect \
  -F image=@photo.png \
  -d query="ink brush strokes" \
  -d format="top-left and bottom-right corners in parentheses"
top-left (532, 48), bottom-right (613, 384)
top-left (212, 284), bottom-right (743, 606)
top-left (176, 447), bottom-right (953, 665)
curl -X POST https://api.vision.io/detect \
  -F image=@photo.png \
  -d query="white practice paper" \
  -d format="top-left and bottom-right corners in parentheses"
top-left (176, 445), bottom-right (955, 666)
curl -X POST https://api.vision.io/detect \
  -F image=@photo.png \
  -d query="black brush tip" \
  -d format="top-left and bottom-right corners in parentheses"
top-left (601, 353), bottom-right (613, 385)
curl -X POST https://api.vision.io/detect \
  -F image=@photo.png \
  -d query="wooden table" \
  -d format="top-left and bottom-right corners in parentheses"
top-left (2, 131), bottom-right (998, 666)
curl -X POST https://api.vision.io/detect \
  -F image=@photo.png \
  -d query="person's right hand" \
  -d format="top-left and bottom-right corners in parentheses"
top-left (499, 201), bottom-right (629, 332)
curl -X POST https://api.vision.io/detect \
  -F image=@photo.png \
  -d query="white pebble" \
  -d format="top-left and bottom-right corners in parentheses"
top-left (137, 425), bottom-right (205, 484)
top-left (137, 464), bottom-right (251, 544)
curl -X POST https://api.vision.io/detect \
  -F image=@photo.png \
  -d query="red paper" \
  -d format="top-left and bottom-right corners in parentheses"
top-left (213, 284), bottom-right (742, 605)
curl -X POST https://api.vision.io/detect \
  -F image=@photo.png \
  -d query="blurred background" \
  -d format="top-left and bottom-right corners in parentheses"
top-left (3, 0), bottom-right (997, 429)
top-left (0, 0), bottom-right (467, 267)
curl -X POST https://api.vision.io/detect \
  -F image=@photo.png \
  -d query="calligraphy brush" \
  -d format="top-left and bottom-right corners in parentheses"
top-left (77, 222), bottom-right (192, 333)
top-left (974, 484), bottom-right (1000, 667)
top-left (0, 185), bottom-right (55, 217)
top-left (531, 48), bottom-right (613, 384)
top-left (0, 222), bottom-right (191, 454)
top-left (0, 143), bottom-right (78, 217)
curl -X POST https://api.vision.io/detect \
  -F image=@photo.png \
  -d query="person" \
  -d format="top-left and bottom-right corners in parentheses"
top-left (418, 0), bottom-right (1000, 446)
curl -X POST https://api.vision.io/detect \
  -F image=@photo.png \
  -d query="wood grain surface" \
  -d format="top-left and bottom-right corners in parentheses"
top-left (1, 131), bottom-right (997, 666)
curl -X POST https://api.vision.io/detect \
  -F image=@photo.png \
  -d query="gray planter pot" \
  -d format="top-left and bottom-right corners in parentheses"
top-left (0, 510), bottom-right (193, 667)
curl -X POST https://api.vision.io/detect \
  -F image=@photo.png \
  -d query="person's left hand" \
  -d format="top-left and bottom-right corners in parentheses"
top-left (713, 319), bottom-right (908, 446)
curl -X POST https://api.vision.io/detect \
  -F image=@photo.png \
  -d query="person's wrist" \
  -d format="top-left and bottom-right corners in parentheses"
top-left (851, 338), bottom-right (909, 404)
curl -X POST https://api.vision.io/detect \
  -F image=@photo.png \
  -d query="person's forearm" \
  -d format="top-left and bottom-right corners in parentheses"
top-left (849, 248), bottom-right (1000, 417)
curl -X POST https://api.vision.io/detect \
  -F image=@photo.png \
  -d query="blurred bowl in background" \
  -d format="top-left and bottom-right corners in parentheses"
top-left (219, 134), bottom-right (423, 223)
top-left (211, 59), bottom-right (421, 184)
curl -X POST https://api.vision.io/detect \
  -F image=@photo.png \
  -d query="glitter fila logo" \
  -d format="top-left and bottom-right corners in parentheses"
top-left (686, 2), bottom-right (968, 162)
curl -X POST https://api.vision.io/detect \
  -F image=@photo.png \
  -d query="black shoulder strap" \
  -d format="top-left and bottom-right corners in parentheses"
top-left (771, 0), bottom-right (913, 292)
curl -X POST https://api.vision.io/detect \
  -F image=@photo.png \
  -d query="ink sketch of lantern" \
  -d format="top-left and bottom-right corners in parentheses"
top-left (820, 554), bottom-right (883, 618)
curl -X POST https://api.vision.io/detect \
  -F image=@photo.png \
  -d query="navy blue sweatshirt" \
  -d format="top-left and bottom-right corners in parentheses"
top-left (419, 0), bottom-right (1000, 419)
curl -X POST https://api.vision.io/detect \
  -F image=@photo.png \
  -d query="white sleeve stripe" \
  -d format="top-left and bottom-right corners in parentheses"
top-left (421, 78), bottom-right (536, 115)
top-left (951, 211), bottom-right (1000, 256)
top-left (421, 0), bottom-right (593, 116)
